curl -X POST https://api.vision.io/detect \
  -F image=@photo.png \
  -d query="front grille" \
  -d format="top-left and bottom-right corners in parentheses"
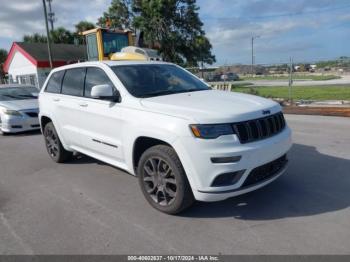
top-left (242, 154), bottom-right (288, 188)
top-left (232, 112), bottom-right (286, 144)
top-left (25, 112), bottom-right (38, 118)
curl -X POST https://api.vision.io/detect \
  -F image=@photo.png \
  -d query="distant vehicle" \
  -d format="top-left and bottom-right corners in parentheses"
top-left (220, 74), bottom-right (228, 81)
top-left (227, 72), bottom-right (240, 81)
top-left (212, 74), bottom-right (222, 81)
top-left (39, 61), bottom-right (291, 214)
top-left (211, 73), bottom-right (239, 82)
top-left (0, 85), bottom-right (40, 135)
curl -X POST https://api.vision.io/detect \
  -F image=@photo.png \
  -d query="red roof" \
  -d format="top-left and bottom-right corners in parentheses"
top-left (3, 42), bottom-right (86, 73)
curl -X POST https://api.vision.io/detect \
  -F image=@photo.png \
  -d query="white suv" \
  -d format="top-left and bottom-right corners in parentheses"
top-left (39, 61), bottom-right (292, 214)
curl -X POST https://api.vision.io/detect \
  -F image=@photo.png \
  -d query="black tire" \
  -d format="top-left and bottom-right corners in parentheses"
top-left (137, 145), bottom-right (195, 214)
top-left (43, 122), bottom-right (72, 163)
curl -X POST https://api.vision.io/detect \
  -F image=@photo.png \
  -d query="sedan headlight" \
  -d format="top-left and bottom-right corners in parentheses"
top-left (190, 124), bottom-right (234, 139)
top-left (3, 109), bottom-right (22, 116)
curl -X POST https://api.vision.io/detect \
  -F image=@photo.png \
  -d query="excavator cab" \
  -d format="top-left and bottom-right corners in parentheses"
top-left (83, 28), bottom-right (133, 61)
top-left (83, 28), bottom-right (161, 62)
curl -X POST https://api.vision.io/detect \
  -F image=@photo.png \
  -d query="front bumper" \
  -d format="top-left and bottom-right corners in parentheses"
top-left (0, 113), bottom-right (40, 133)
top-left (174, 126), bottom-right (292, 202)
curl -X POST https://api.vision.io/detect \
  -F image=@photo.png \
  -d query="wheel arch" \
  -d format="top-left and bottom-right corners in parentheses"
top-left (40, 115), bottom-right (52, 133)
top-left (40, 115), bottom-right (70, 151)
top-left (132, 136), bottom-right (173, 174)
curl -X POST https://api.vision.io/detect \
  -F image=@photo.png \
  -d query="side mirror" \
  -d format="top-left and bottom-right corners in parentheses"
top-left (91, 84), bottom-right (121, 102)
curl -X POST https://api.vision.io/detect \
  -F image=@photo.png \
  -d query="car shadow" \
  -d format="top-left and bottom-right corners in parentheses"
top-left (181, 143), bottom-right (350, 220)
top-left (2, 130), bottom-right (42, 137)
top-left (66, 154), bottom-right (133, 175)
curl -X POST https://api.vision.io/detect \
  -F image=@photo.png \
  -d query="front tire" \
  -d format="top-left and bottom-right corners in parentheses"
top-left (137, 145), bottom-right (195, 214)
top-left (44, 122), bottom-right (72, 163)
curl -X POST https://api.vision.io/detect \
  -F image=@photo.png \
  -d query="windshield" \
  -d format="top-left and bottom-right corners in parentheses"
top-left (102, 32), bottom-right (129, 56)
top-left (0, 87), bottom-right (38, 101)
top-left (111, 64), bottom-right (210, 98)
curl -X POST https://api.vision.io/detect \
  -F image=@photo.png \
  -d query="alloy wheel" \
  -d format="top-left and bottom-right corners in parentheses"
top-left (45, 127), bottom-right (59, 158)
top-left (142, 157), bottom-right (177, 206)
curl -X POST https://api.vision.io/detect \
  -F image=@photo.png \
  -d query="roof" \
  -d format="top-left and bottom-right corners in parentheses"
top-left (102, 60), bottom-right (170, 66)
top-left (82, 27), bottom-right (128, 35)
top-left (3, 42), bottom-right (87, 72)
top-left (16, 42), bottom-right (86, 61)
top-left (45, 60), bottom-right (172, 75)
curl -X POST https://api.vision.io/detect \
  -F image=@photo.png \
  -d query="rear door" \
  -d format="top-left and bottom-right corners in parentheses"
top-left (56, 68), bottom-right (86, 147)
top-left (41, 70), bottom-right (65, 127)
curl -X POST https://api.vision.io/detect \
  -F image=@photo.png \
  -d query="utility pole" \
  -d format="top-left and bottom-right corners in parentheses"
top-left (46, 0), bottom-right (55, 31)
top-left (201, 60), bottom-right (204, 79)
top-left (42, 0), bottom-right (53, 69)
top-left (251, 35), bottom-right (260, 76)
top-left (288, 57), bottom-right (293, 103)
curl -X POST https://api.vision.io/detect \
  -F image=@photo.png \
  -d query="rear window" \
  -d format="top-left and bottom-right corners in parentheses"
top-left (45, 71), bottom-right (65, 93)
top-left (61, 68), bottom-right (86, 97)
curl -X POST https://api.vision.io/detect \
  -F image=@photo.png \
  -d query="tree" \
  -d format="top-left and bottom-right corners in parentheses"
top-left (97, 0), bottom-right (132, 29)
top-left (23, 27), bottom-right (74, 44)
top-left (74, 21), bottom-right (96, 45)
top-left (133, 0), bottom-right (215, 66)
top-left (0, 48), bottom-right (8, 79)
top-left (98, 0), bottom-right (215, 66)
top-left (75, 21), bottom-right (96, 34)
top-left (23, 33), bottom-right (47, 43)
top-left (50, 27), bottom-right (74, 44)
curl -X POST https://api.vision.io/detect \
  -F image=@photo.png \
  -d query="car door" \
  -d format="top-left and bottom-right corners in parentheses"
top-left (75, 66), bottom-right (125, 165)
top-left (56, 68), bottom-right (86, 147)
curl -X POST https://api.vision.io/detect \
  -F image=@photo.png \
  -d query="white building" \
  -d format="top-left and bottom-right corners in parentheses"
top-left (3, 42), bottom-right (86, 88)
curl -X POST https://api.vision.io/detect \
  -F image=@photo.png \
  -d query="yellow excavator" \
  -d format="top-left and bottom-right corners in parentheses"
top-left (82, 28), bottom-right (161, 62)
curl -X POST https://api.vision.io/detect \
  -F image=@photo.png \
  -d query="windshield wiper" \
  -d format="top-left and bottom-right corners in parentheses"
top-left (2, 94), bottom-right (18, 98)
top-left (18, 95), bottom-right (36, 98)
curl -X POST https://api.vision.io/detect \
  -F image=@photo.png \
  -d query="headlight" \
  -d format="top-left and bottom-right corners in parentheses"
top-left (3, 109), bottom-right (22, 116)
top-left (190, 124), bottom-right (234, 139)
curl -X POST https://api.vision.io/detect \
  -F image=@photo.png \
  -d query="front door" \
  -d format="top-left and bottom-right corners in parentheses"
top-left (76, 67), bottom-right (125, 166)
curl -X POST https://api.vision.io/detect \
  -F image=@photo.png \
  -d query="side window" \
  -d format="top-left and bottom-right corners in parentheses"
top-left (84, 67), bottom-right (114, 98)
top-left (61, 68), bottom-right (86, 97)
top-left (86, 34), bottom-right (98, 61)
top-left (45, 71), bottom-right (64, 93)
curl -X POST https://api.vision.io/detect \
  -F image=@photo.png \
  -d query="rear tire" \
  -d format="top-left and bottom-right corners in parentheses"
top-left (43, 122), bottom-right (72, 163)
top-left (137, 145), bottom-right (195, 214)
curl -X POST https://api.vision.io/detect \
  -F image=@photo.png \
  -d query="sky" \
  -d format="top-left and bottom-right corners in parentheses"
top-left (0, 0), bottom-right (349, 65)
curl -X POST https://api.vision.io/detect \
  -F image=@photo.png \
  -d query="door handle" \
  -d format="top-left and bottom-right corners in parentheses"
top-left (79, 103), bottom-right (88, 107)
top-left (53, 98), bottom-right (60, 102)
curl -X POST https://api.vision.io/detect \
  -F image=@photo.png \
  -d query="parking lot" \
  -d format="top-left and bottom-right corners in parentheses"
top-left (0, 114), bottom-right (349, 254)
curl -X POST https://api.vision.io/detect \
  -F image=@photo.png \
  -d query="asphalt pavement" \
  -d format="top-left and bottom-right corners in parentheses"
top-left (0, 115), bottom-right (349, 254)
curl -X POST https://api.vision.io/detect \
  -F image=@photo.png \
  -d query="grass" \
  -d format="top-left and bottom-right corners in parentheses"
top-left (232, 85), bottom-right (350, 101)
top-left (240, 74), bottom-right (341, 81)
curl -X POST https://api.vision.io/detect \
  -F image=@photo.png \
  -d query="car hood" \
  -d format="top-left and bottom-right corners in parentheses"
top-left (140, 90), bottom-right (281, 123)
top-left (0, 99), bottom-right (38, 111)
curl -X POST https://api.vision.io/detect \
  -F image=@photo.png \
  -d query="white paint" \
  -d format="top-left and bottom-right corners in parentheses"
top-left (7, 50), bottom-right (50, 88)
top-left (39, 61), bottom-right (292, 205)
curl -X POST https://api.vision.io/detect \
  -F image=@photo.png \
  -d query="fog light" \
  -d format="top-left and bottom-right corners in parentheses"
top-left (211, 170), bottom-right (246, 187)
top-left (211, 155), bottom-right (241, 164)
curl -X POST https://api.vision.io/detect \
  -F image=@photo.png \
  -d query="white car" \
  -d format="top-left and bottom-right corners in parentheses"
top-left (39, 61), bottom-right (292, 214)
top-left (0, 85), bottom-right (40, 134)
